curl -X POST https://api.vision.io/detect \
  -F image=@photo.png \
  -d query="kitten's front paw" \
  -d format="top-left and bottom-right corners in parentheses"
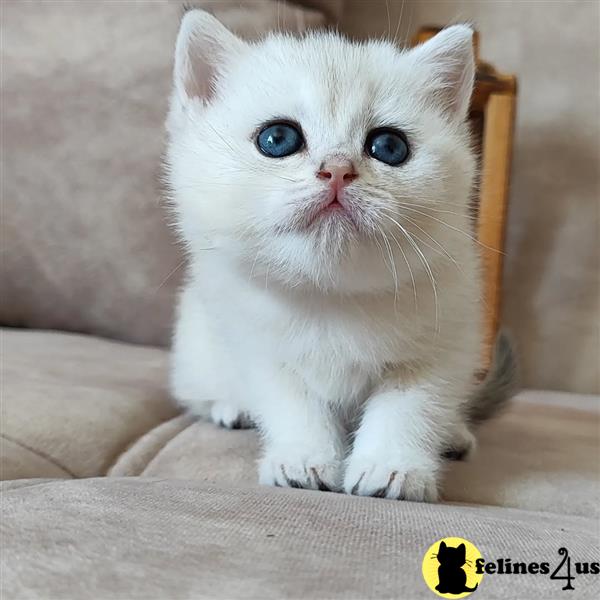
top-left (344, 455), bottom-right (439, 502)
top-left (210, 401), bottom-right (254, 430)
top-left (259, 448), bottom-right (343, 492)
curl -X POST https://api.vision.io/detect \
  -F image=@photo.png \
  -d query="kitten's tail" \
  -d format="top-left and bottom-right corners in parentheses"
top-left (466, 331), bottom-right (518, 425)
top-left (464, 583), bottom-right (479, 592)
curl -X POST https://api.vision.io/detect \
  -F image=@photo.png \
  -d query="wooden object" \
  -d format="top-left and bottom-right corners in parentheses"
top-left (412, 28), bottom-right (518, 364)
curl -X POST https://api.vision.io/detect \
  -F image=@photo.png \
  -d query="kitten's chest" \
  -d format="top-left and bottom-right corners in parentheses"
top-left (275, 296), bottom-right (421, 366)
top-left (205, 265), bottom-right (427, 399)
top-left (264, 297), bottom-right (421, 401)
top-left (289, 352), bottom-right (374, 405)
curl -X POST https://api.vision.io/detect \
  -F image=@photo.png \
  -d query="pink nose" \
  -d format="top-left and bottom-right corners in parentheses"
top-left (316, 160), bottom-right (358, 188)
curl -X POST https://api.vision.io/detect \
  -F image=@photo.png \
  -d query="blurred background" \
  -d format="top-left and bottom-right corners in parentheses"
top-left (3, 0), bottom-right (599, 394)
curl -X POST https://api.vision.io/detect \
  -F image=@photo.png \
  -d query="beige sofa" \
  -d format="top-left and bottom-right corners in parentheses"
top-left (2, 2), bottom-right (599, 598)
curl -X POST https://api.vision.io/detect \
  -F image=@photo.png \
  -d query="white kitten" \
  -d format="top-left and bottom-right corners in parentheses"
top-left (165, 10), bottom-right (516, 501)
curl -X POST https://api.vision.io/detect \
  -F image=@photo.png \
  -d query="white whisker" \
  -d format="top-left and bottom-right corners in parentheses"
top-left (264, 259), bottom-right (271, 290)
top-left (381, 208), bottom-right (466, 278)
top-left (393, 0), bottom-right (406, 45)
top-left (397, 201), bottom-right (474, 219)
top-left (381, 212), bottom-right (440, 335)
top-left (155, 259), bottom-right (187, 293)
top-left (374, 224), bottom-right (399, 307)
top-left (380, 217), bottom-right (418, 312)
top-left (397, 205), bottom-right (503, 254)
top-left (249, 247), bottom-right (262, 282)
top-left (385, 0), bottom-right (391, 40)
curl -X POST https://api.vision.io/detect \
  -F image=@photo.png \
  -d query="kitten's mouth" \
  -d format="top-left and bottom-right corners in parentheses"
top-left (303, 193), bottom-right (357, 230)
top-left (318, 197), bottom-right (344, 217)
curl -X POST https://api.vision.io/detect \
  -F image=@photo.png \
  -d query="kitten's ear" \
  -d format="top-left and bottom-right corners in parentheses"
top-left (173, 9), bottom-right (245, 106)
top-left (458, 543), bottom-right (466, 556)
top-left (408, 25), bottom-right (475, 120)
top-left (439, 541), bottom-right (447, 550)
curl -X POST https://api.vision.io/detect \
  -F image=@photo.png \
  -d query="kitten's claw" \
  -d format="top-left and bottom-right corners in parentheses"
top-left (344, 457), bottom-right (439, 502)
top-left (210, 402), bottom-right (254, 430)
top-left (259, 450), bottom-right (343, 492)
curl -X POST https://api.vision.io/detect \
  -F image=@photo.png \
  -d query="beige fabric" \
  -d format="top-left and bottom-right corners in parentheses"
top-left (2, 477), bottom-right (599, 600)
top-left (341, 0), bottom-right (600, 394)
top-left (1, 329), bottom-right (177, 479)
top-left (1, 1), bottom-right (326, 347)
top-left (108, 413), bottom-right (196, 478)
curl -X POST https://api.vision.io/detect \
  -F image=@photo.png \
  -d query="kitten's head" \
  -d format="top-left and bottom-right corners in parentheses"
top-left (166, 11), bottom-right (475, 293)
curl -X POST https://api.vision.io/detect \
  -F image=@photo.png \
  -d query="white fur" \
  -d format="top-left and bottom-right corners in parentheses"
top-left (166, 11), bottom-right (481, 502)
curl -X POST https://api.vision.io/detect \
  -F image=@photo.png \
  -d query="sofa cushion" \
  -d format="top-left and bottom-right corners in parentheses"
top-left (1, 329), bottom-right (177, 479)
top-left (1, 0), bottom-right (326, 347)
top-left (2, 477), bottom-right (598, 600)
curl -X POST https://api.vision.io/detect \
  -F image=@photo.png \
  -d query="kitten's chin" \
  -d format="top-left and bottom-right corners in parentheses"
top-left (248, 230), bottom-right (393, 295)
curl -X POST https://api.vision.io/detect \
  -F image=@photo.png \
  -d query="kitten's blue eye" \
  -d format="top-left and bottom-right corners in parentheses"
top-left (365, 128), bottom-right (410, 166)
top-left (257, 122), bottom-right (304, 158)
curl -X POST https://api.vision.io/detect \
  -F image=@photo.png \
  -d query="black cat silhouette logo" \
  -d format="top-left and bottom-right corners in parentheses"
top-left (422, 537), bottom-right (484, 598)
top-left (435, 541), bottom-right (479, 594)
